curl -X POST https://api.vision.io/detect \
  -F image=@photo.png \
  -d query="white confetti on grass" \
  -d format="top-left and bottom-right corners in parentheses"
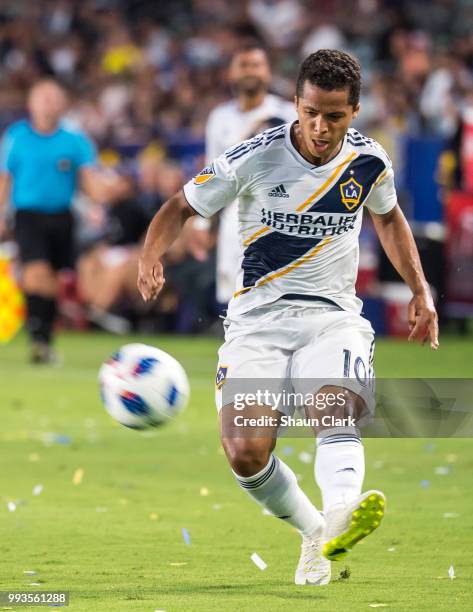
top-left (32, 484), bottom-right (43, 496)
top-left (250, 552), bottom-right (267, 571)
top-left (7, 502), bottom-right (16, 512)
top-left (448, 565), bottom-right (455, 580)
top-left (443, 512), bottom-right (459, 519)
top-left (387, 547), bottom-right (396, 552)
top-left (29, 583), bottom-right (41, 587)
top-left (368, 605), bottom-right (388, 608)
top-left (298, 451), bottom-right (312, 464)
top-left (23, 570), bottom-right (36, 575)
top-left (434, 466), bottom-right (450, 475)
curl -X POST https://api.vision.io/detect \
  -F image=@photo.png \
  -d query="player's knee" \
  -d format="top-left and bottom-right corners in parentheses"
top-left (221, 438), bottom-right (272, 477)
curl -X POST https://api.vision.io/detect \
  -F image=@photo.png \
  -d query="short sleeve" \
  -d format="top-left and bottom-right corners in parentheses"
top-left (0, 129), bottom-right (15, 173)
top-left (74, 132), bottom-right (97, 168)
top-left (364, 164), bottom-right (397, 214)
top-left (183, 155), bottom-right (242, 218)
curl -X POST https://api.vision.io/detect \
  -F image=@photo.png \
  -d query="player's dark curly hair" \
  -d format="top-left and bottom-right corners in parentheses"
top-left (296, 49), bottom-right (361, 108)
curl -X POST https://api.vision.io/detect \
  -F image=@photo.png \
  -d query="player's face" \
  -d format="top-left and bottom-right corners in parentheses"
top-left (295, 82), bottom-right (359, 164)
top-left (229, 50), bottom-right (271, 96)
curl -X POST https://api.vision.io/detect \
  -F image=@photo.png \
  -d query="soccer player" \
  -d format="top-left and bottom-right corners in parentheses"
top-left (0, 79), bottom-right (121, 363)
top-left (137, 50), bottom-right (439, 585)
top-left (206, 43), bottom-right (296, 304)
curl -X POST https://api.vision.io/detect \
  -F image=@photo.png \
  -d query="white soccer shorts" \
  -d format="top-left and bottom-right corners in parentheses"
top-left (215, 304), bottom-right (375, 420)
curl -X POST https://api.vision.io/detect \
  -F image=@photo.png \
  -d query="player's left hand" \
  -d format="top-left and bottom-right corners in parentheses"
top-left (407, 290), bottom-right (439, 349)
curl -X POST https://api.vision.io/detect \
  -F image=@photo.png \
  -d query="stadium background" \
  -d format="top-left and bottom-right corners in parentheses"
top-left (0, 1), bottom-right (472, 611)
top-left (1, 0), bottom-right (473, 337)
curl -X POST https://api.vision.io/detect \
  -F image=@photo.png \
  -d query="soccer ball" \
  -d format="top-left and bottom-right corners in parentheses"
top-left (98, 343), bottom-right (190, 429)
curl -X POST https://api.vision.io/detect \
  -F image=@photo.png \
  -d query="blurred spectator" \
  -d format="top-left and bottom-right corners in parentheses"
top-left (205, 43), bottom-right (295, 304)
top-left (0, 0), bottom-right (472, 331)
top-left (0, 78), bottom-right (123, 362)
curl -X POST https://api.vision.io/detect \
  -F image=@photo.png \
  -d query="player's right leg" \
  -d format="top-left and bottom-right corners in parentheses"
top-left (220, 402), bottom-right (329, 585)
top-left (216, 311), bottom-right (328, 585)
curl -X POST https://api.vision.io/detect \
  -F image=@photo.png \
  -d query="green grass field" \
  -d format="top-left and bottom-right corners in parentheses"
top-left (0, 332), bottom-right (472, 611)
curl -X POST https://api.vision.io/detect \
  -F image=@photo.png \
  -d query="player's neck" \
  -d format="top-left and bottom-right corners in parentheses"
top-left (291, 123), bottom-right (343, 167)
top-left (238, 91), bottom-right (267, 112)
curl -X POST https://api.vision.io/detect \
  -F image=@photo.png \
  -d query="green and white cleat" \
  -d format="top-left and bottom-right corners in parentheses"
top-left (295, 535), bottom-right (331, 586)
top-left (323, 490), bottom-right (386, 561)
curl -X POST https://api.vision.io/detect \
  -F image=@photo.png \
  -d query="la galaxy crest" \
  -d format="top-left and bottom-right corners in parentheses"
top-left (194, 163), bottom-right (216, 185)
top-left (339, 177), bottom-right (363, 211)
top-left (215, 365), bottom-right (228, 390)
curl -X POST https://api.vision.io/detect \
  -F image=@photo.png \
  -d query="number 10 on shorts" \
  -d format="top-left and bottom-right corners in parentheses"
top-left (343, 348), bottom-right (374, 389)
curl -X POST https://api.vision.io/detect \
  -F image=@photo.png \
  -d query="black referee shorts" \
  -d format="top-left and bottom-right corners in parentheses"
top-left (14, 209), bottom-right (75, 270)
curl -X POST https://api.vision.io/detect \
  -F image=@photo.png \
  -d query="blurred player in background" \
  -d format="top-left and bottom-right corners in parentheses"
top-left (138, 50), bottom-right (439, 587)
top-left (206, 43), bottom-right (296, 305)
top-left (0, 79), bottom-right (121, 363)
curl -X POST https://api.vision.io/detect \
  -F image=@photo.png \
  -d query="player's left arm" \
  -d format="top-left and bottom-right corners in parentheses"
top-left (369, 204), bottom-right (439, 349)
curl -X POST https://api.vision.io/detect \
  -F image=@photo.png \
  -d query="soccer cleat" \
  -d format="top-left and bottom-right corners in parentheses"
top-left (323, 490), bottom-right (386, 561)
top-left (295, 535), bottom-right (331, 585)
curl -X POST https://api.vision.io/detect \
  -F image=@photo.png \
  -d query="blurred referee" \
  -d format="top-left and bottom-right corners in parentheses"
top-left (0, 79), bottom-right (118, 363)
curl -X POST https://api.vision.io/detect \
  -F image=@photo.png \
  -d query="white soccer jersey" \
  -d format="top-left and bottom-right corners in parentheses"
top-left (184, 123), bottom-right (397, 319)
top-left (206, 94), bottom-right (296, 302)
top-left (205, 94), bottom-right (296, 160)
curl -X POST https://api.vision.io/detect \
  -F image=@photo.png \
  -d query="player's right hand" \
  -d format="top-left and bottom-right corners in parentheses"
top-left (137, 256), bottom-right (165, 302)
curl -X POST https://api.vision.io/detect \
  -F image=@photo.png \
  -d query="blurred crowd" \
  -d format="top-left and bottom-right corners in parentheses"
top-left (1, 0), bottom-right (472, 333)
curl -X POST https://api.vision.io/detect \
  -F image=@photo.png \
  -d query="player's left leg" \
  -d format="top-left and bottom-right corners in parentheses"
top-left (292, 310), bottom-right (386, 561)
top-left (217, 309), bottom-right (330, 585)
top-left (310, 388), bottom-right (385, 561)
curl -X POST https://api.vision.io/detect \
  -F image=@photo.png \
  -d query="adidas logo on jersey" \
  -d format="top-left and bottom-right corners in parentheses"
top-left (268, 184), bottom-right (289, 198)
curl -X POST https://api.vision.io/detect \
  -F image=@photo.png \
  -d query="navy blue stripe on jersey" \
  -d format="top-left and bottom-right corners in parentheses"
top-left (347, 137), bottom-right (377, 148)
top-left (279, 294), bottom-right (343, 309)
top-left (308, 154), bottom-right (386, 214)
top-left (241, 231), bottom-right (322, 289)
top-left (225, 125), bottom-right (285, 158)
top-left (225, 128), bottom-right (286, 163)
top-left (226, 131), bottom-right (285, 162)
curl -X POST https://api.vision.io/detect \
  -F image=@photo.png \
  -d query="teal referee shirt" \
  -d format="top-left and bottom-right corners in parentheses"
top-left (0, 119), bottom-right (97, 213)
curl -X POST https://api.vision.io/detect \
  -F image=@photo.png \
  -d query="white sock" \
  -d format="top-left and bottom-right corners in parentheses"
top-left (234, 455), bottom-right (325, 538)
top-left (315, 433), bottom-right (365, 511)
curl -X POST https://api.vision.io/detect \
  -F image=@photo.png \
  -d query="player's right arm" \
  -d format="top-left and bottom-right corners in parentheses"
top-left (137, 190), bottom-right (196, 301)
top-left (138, 152), bottom-right (244, 302)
